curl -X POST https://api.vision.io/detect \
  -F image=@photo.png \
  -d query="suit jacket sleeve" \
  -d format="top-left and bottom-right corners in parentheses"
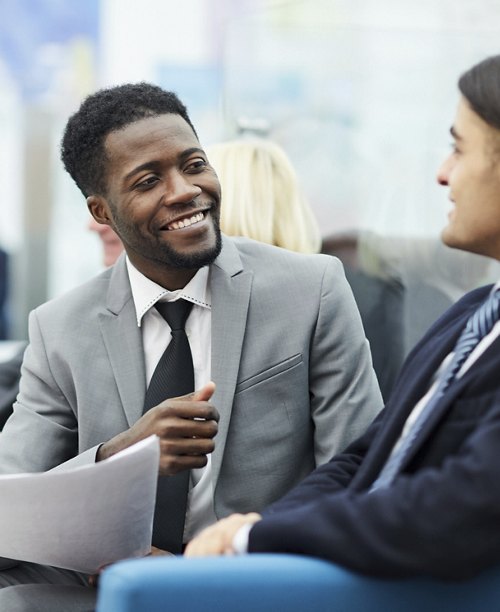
top-left (259, 411), bottom-right (385, 512)
top-left (309, 256), bottom-right (383, 465)
top-left (0, 309), bottom-right (79, 473)
top-left (249, 382), bottom-right (500, 580)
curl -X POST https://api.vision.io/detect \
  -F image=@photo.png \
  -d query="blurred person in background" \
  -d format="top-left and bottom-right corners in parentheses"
top-left (321, 230), bottom-right (405, 402)
top-left (206, 138), bottom-right (321, 253)
top-left (87, 218), bottom-right (124, 267)
top-left (0, 244), bottom-right (19, 429)
top-left (0, 347), bottom-right (23, 430)
top-left (0, 246), bottom-right (9, 340)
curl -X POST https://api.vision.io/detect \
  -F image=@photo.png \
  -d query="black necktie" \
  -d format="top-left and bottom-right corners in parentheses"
top-left (143, 299), bottom-right (194, 552)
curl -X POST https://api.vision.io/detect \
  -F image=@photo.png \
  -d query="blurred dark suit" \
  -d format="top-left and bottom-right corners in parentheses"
top-left (0, 345), bottom-right (25, 430)
top-left (321, 234), bottom-right (405, 401)
top-left (0, 248), bottom-right (8, 340)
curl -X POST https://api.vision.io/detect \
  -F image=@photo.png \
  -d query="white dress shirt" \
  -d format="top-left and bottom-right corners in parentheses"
top-left (126, 258), bottom-right (217, 542)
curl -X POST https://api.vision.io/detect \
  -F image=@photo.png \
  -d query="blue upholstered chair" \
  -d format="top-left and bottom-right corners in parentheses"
top-left (96, 554), bottom-right (500, 611)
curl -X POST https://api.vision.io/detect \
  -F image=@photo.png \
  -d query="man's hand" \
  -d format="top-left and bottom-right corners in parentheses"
top-left (96, 382), bottom-right (218, 475)
top-left (184, 513), bottom-right (262, 557)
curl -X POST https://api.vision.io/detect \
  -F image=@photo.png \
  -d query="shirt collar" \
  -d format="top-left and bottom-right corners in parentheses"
top-left (125, 257), bottom-right (211, 327)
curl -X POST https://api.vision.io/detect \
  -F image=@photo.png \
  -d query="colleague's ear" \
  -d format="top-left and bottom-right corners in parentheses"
top-left (87, 195), bottom-right (112, 225)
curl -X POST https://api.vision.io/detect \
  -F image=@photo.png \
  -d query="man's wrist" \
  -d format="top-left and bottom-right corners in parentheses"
top-left (95, 442), bottom-right (111, 462)
top-left (232, 522), bottom-right (254, 555)
top-left (96, 436), bottom-right (123, 462)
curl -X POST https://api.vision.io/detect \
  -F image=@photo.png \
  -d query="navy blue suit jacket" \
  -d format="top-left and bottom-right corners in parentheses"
top-left (249, 284), bottom-right (500, 580)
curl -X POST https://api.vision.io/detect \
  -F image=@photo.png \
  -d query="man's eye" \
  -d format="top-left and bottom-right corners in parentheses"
top-left (136, 176), bottom-right (159, 190)
top-left (185, 159), bottom-right (207, 173)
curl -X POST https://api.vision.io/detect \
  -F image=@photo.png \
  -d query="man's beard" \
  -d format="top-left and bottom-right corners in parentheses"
top-left (113, 212), bottom-right (223, 270)
top-left (153, 224), bottom-right (222, 269)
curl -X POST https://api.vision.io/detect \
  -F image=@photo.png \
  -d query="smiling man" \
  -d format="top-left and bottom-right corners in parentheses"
top-left (186, 55), bottom-right (500, 581)
top-left (0, 83), bottom-right (381, 610)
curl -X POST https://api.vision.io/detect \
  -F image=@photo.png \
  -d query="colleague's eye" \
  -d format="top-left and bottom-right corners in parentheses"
top-left (135, 175), bottom-right (159, 190)
top-left (450, 142), bottom-right (460, 155)
top-left (185, 158), bottom-right (208, 173)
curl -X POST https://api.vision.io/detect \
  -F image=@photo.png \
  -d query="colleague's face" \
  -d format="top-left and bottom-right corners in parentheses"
top-left (87, 218), bottom-right (124, 267)
top-left (437, 96), bottom-right (500, 260)
top-left (91, 113), bottom-right (222, 277)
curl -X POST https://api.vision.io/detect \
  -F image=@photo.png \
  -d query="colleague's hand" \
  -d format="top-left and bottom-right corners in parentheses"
top-left (96, 382), bottom-right (218, 475)
top-left (184, 513), bottom-right (262, 557)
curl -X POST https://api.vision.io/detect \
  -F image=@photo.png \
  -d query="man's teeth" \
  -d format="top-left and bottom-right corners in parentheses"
top-left (167, 212), bottom-right (204, 230)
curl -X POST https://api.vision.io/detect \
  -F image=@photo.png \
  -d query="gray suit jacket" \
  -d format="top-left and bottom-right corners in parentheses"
top-left (0, 236), bottom-right (382, 517)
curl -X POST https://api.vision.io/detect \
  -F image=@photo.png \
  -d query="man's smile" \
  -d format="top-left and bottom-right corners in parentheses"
top-left (165, 210), bottom-right (207, 231)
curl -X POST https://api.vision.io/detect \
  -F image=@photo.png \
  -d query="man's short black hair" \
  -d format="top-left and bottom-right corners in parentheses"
top-left (61, 82), bottom-right (197, 197)
top-left (459, 55), bottom-right (500, 132)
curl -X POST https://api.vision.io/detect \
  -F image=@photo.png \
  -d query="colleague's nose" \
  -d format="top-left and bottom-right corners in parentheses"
top-left (436, 155), bottom-right (452, 186)
top-left (163, 172), bottom-right (202, 205)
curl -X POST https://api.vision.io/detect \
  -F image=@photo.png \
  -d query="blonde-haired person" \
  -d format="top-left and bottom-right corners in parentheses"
top-left (206, 138), bottom-right (321, 253)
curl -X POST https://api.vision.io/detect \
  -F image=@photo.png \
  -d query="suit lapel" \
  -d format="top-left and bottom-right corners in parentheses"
top-left (209, 237), bottom-right (253, 484)
top-left (96, 241), bottom-right (255, 441)
top-left (397, 287), bottom-right (495, 466)
top-left (393, 320), bottom-right (463, 414)
top-left (353, 289), bottom-right (487, 488)
top-left (98, 256), bottom-right (146, 428)
top-left (402, 330), bottom-right (500, 468)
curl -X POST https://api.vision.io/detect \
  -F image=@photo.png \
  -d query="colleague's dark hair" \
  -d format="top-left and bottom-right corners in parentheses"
top-left (458, 55), bottom-right (500, 131)
top-left (61, 82), bottom-right (197, 197)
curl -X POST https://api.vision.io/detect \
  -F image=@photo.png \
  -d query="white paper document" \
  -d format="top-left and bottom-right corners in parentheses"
top-left (0, 435), bottom-right (160, 574)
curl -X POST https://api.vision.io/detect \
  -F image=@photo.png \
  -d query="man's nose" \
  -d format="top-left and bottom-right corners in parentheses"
top-left (163, 173), bottom-right (202, 205)
top-left (436, 156), bottom-right (451, 186)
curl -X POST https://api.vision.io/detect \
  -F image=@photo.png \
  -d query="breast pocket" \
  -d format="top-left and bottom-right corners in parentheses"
top-left (235, 353), bottom-right (304, 395)
top-left (220, 353), bottom-right (314, 509)
top-left (230, 353), bottom-right (311, 456)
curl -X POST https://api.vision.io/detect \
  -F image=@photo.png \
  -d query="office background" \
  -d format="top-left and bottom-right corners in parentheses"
top-left (1, 0), bottom-right (500, 341)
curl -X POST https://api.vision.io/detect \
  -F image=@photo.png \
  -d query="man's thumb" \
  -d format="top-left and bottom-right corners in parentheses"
top-left (179, 381), bottom-right (216, 402)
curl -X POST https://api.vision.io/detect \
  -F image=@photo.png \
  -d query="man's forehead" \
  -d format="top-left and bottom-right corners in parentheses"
top-left (451, 97), bottom-right (486, 140)
top-left (105, 113), bottom-right (198, 152)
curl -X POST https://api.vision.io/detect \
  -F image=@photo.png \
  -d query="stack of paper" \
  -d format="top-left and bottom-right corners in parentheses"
top-left (0, 435), bottom-right (160, 573)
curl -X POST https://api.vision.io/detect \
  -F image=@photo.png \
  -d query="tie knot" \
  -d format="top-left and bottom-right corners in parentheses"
top-left (155, 299), bottom-right (193, 331)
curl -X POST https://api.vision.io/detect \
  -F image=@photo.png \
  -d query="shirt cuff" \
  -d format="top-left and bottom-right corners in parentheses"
top-left (232, 523), bottom-right (253, 555)
top-left (48, 445), bottom-right (100, 472)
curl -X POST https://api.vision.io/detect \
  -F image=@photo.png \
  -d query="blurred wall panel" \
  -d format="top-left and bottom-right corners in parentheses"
top-left (13, 106), bottom-right (54, 339)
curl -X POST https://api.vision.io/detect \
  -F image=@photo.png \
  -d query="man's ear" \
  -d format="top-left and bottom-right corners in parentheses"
top-left (87, 195), bottom-right (112, 225)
